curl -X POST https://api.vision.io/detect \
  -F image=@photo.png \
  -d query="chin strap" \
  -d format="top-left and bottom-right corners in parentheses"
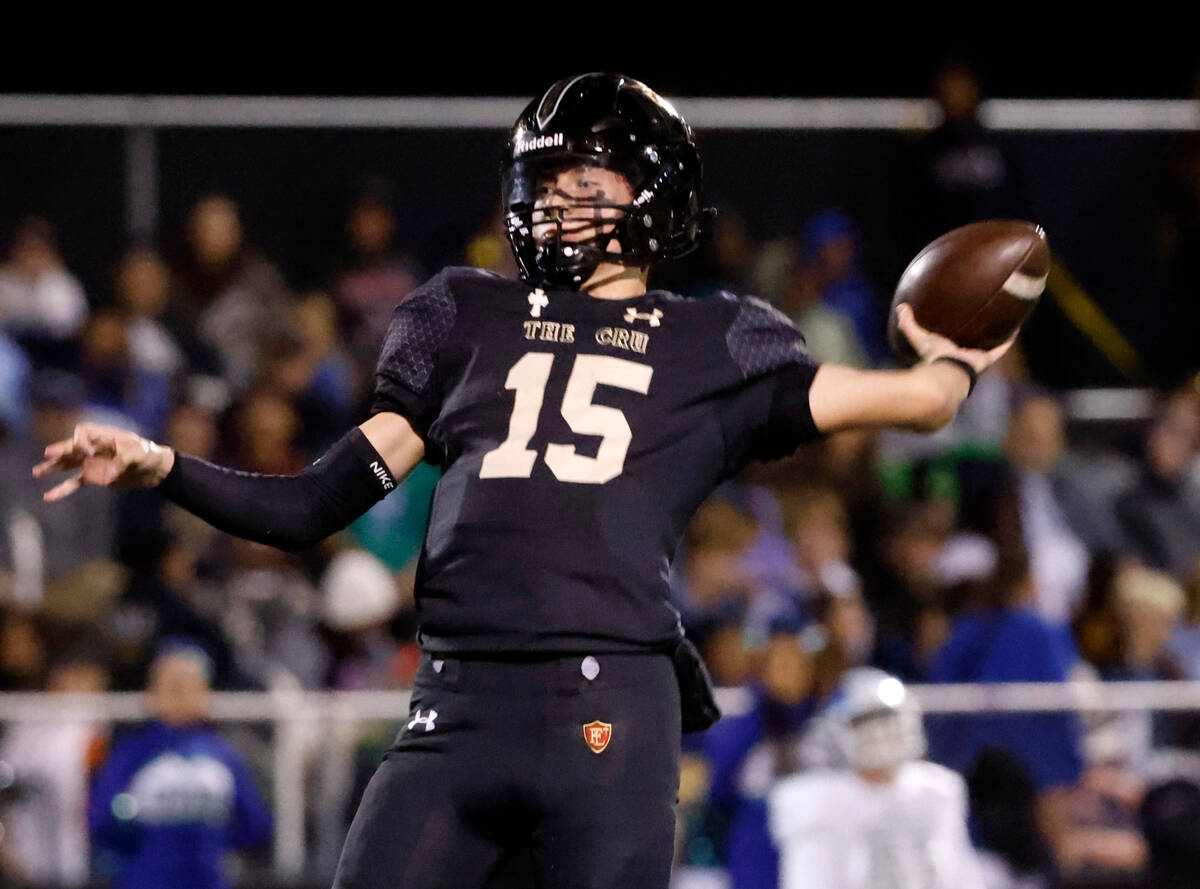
top-left (535, 229), bottom-right (637, 289)
top-left (579, 265), bottom-right (647, 296)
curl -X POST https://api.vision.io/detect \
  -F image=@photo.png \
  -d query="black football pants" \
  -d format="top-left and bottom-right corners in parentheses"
top-left (332, 651), bottom-right (681, 889)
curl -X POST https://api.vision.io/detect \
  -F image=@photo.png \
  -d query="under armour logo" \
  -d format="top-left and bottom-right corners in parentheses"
top-left (623, 307), bottom-right (662, 327)
top-left (407, 709), bottom-right (438, 732)
top-left (528, 289), bottom-right (549, 317)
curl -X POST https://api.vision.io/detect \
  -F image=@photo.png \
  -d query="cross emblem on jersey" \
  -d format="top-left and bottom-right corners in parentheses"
top-left (624, 307), bottom-right (662, 327)
top-left (528, 289), bottom-right (549, 318)
top-left (407, 709), bottom-right (438, 732)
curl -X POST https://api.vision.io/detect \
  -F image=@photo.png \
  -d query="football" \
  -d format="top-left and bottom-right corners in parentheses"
top-left (887, 220), bottom-right (1050, 363)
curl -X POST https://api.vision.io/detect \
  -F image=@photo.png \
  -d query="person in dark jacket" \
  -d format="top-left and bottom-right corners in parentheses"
top-left (904, 60), bottom-right (1028, 255)
top-left (88, 641), bottom-right (272, 889)
top-left (1117, 389), bottom-right (1200, 581)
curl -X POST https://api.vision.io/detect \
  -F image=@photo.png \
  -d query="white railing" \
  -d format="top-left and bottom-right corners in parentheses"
top-left (3, 681), bottom-right (1200, 880)
top-left (715, 680), bottom-right (1200, 718)
top-left (0, 690), bottom-right (417, 881)
top-left (5, 93), bottom-right (1195, 244)
top-left (0, 95), bottom-right (1197, 131)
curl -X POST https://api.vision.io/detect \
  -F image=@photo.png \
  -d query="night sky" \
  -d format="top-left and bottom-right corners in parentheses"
top-left (5, 39), bottom-right (1198, 99)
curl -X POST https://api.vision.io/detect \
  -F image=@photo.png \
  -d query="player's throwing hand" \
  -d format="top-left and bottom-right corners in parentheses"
top-left (894, 302), bottom-right (1017, 374)
top-left (32, 423), bottom-right (174, 502)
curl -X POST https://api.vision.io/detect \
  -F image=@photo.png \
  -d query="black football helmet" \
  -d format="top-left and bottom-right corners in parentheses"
top-left (502, 73), bottom-right (713, 289)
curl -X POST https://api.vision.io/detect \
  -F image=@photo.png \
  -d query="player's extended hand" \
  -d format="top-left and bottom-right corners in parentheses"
top-left (32, 423), bottom-right (175, 502)
top-left (895, 302), bottom-right (1017, 374)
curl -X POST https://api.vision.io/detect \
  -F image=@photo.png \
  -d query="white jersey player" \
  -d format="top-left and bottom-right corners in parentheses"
top-left (769, 668), bottom-right (986, 889)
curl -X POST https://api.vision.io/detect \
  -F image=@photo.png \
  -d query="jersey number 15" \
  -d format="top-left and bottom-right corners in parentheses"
top-left (479, 353), bottom-right (653, 484)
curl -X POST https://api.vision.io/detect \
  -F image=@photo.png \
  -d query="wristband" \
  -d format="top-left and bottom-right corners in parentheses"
top-left (933, 356), bottom-right (978, 396)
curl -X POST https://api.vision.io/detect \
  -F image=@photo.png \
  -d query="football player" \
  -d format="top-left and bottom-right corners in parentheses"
top-left (770, 668), bottom-right (986, 889)
top-left (34, 74), bottom-right (1014, 889)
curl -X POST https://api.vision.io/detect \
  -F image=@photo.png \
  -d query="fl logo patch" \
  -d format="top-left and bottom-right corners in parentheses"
top-left (582, 720), bottom-right (612, 754)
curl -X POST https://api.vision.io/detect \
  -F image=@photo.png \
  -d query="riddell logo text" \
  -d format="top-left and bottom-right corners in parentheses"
top-left (514, 132), bottom-right (565, 155)
top-left (369, 461), bottom-right (395, 491)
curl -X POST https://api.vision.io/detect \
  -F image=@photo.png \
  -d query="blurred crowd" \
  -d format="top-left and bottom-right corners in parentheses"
top-left (0, 63), bottom-right (1196, 889)
top-left (0, 185), bottom-right (439, 888)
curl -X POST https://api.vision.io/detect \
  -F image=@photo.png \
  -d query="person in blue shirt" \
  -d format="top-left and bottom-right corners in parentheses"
top-left (701, 619), bottom-right (819, 889)
top-left (799, 211), bottom-right (885, 364)
top-left (926, 547), bottom-right (1085, 880)
top-left (928, 595), bottom-right (1084, 790)
top-left (0, 330), bottom-right (30, 438)
top-left (88, 641), bottom-right (272, 889)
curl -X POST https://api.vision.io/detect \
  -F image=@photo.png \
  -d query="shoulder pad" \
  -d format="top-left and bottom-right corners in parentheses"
top-left (725, 294), bottom-right (809, 377)
top-left (377, 270), bottom-right (459, 394)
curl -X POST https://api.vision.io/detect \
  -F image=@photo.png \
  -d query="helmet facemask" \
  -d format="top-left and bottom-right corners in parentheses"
top-left (504, 154), bottom-right (643, 289)
top-left (503, 146), bottom-right (707, 290)
top-left (843, 706), bottom-right (927, 772)
top-left (828, 668), bottom-right (927, 774)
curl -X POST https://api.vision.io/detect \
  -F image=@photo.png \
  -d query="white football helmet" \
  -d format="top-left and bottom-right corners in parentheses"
top-left (827, 667), bottom-right (926, 772)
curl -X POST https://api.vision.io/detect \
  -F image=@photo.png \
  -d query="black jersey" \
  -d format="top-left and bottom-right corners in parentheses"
top-left (371, 267), bottom-right (821, 653)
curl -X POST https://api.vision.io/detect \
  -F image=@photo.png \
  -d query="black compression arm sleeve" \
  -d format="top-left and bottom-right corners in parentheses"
top-left (157, 428), bottom-right (396, 551)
